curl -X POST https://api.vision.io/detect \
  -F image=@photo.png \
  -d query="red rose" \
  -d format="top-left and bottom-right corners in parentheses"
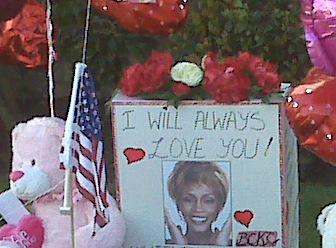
top-left (173, 82), bottom-right (192, 96)
top-left (203, 56), bottom-right (251, 103)
top-left (238, 52), bottom-right (281, 94)
top-left (118, 63), bottom-right (144, 97)
top-left (141, 51), bottom-right (174, 93)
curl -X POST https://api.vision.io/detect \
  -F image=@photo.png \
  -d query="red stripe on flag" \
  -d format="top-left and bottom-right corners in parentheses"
top-left (80, 144), bottom-right (94, 162)
top-left (78, 163), bottom-right (95, 182)
top-left (76, 178), bottom-right (96, 204)
top-left (95, 211), bottom-right (108, 227)
top-left (99, 158), bottom-right (109, 208)
top-left (100, 191), bottom-right (108, 207)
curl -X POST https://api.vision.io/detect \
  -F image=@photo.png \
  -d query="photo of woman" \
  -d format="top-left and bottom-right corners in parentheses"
top-left (164, 160), bottom-right (232, 246)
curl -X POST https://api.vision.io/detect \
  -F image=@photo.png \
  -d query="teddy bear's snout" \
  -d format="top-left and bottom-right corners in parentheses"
top-left (9, 171), bottom-right (25, 182)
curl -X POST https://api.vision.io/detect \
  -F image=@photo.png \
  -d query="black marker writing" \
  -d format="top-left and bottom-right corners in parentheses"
top-left (264, 137), bottom-right (274, 157)
top-left (122, 110), bottom-right (135, 131)
top-left (217, 138), bottom-right (259, 159)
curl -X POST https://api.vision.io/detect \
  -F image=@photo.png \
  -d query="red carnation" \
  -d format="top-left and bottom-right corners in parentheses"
top-left (202, 52), bottom-right (221, 69)
top-left (119, 51), bottom-right (174, 96)
top-left (203, 55), bottom-right (251, 103)
top-left (238, 52), bottom-right (281, 94)
top-left (118, 63), bottom-right (144, 97)
top-left (173, 82), bottom-right (192, 96)
top-left (141, 51), bottom-right (174, 93)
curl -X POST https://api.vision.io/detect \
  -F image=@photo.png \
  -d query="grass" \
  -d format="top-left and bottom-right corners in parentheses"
top-left (299, 182), bottom-right (336, 248)
top-left (0, 175), bottom-right (334, 247)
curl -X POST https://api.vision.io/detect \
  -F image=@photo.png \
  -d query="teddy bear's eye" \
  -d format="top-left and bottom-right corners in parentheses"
top-left (31, 159), bottom-right (36, 166)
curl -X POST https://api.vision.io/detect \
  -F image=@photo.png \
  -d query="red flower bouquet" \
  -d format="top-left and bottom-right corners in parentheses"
top-left (118, 51), bottom-right (282, 104)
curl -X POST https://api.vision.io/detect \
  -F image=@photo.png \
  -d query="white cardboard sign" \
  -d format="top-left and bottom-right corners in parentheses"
top-left (0, 190), bottom-right (31, 225)
top-left (111, 93), bottom-right (298, 248)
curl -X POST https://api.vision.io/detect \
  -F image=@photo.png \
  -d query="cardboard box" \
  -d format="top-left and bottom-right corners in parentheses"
top-left (111, 91), bottom-right (299, 248)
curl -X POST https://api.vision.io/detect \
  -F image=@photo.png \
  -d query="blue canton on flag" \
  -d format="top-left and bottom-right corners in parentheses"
top-left (60, 63), bottom-right (109, 229)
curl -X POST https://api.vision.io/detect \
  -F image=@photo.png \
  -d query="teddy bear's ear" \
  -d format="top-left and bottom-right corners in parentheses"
top-left (37, 117), bottom-right (66, 140)
top-left (11, 122), bottom-right (27, 142)
top-left (11, 117), bottom-right (66, 142)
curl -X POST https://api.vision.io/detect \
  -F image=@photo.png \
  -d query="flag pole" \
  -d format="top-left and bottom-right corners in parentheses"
top-left (60, 63), bottom-right (87, 248)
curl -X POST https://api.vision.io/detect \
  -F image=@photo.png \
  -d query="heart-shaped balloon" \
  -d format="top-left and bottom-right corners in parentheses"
top-left (91, 0), bottom-right (190, 35)
top-left (234, 210), bottom-right (254, 228)
top-left (286, 67), bottom-right (336, 165)
top-left (300, 0), bottom-right (336, 76)
top-left (0, 215), bottom-right (45, 248)
top-left (0, 0), bottom-right (50, 69)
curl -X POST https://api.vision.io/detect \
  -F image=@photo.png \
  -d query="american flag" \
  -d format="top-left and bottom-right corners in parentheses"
top-left (60, 63), bottom-right (109, 230)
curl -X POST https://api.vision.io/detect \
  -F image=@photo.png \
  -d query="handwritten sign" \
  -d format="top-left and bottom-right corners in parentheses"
top-left (111, 92), bottom-right (299, 248)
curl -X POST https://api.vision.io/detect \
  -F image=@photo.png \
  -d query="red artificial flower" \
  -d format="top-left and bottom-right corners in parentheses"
top-left (238, 52), bottom-right (281, 94)
top-left (118, 63), bottom-right (144, 97)
top-left (0, 0), bottom-right (50, 69)
top-left (202, 52), bottom-right (221, 69)
top-left (119, 51), bottom-right (174, 96)
top-left (203, 53), bottom-right (251, 103)
top-left (173, 82), bottom-right (192, 96)
top-left (141, 51), bottom-right (174, 93)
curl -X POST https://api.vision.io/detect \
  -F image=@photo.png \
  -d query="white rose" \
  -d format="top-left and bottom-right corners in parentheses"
top-left (171, 62), bottom-right (204, 87)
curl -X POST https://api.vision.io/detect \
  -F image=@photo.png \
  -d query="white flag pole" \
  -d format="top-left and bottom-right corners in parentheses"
top-left (60, 62), bottom-right (87, 248)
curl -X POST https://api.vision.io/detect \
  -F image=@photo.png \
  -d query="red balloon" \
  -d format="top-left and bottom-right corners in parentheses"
top-left (286, 67), bottom-right (336, 165)
top-left (0, 0), bottom-right (50, 68)
top-left (0, 0), bottom-right (26, 22)
top-left (91, 0), bottom-right (190, 35)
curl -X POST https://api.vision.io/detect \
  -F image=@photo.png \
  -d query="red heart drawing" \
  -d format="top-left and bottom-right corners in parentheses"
top-left (234, 210), bottom-right (254, 228)
top-left (123, 148), bottom-right (146, 164)
top-left (0, 215), bottom-right (44, 248)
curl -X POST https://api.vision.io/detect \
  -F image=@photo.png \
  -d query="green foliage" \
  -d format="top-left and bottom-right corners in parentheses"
top-left (162, 0), bottom-right (312, 84)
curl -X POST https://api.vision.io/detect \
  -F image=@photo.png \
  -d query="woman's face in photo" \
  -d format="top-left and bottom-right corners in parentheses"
top-left (178, 183), bottom-right (222, 233)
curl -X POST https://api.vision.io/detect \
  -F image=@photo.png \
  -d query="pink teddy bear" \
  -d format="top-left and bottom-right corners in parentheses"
top-left (1, 117), bottom-right (126, 248)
